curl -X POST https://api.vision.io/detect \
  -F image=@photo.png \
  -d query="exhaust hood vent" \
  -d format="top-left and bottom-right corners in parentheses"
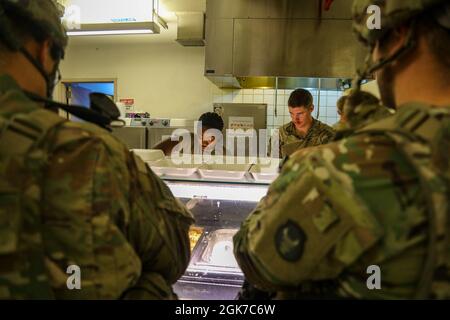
top-left (207, 76), bottom-right (352, 91)
top-left (176, 12), bottom-right (205, 47)
top-left (204, 0), bottom-right (368, 89)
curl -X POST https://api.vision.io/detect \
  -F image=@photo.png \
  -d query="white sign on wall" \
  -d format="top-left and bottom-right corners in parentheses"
top-left (62, 0), bottom-right (154, 24)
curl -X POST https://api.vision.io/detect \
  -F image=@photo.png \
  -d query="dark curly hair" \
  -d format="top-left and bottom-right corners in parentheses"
top-left (198, 112), bottom-right (224, 131)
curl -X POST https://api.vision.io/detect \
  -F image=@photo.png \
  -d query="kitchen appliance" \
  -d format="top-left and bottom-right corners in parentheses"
top-left (130, 118), bottom-right (171, 128)
top-left (111, 126), bottom-right (147, 149)
top-left (112, 118), bottom-right (196, 150)
top-left (213, 103), bottom-right (267, 157)
top-left (145, 118), bottom-right (196, 149)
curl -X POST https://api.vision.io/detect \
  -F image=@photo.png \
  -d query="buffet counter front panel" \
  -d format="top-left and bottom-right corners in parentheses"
top-left (167, 180), bottom-right (269, 300)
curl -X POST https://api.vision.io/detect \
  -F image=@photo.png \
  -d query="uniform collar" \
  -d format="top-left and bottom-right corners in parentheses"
top-left (0, 74), bottom-right (22, 93)
top-left (287, 118), bottom-right (318, 139)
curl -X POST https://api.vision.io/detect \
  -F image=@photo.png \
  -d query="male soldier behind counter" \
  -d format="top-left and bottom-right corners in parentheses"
top-left (273, 88), bottom-right (335, 158)
top-left (234, 0), bottom-right (450, 299)
top-left (0, 0), bottom-right (193, 299)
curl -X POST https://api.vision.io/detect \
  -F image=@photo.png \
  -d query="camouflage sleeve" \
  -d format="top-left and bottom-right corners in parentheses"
top-left (319, 127), bottom-right (336, 145)
top-left (122, 153), bottom-right (194, 299)
top-left (233, 141), bottom-right (383, 293)
top-left (41, 123), bottom-right (193, 299)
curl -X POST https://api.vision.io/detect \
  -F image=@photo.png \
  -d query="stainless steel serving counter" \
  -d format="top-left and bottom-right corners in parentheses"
top-left (166, 177), bottom-right (270, 300)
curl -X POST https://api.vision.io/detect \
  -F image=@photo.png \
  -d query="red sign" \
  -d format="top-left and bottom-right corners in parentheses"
top-left (324, 0), bottom-right (334, 11)
top-left (120, 99), bottom-right (135, 106)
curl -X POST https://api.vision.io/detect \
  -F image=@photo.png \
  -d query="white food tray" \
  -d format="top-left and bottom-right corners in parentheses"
top-left (131, 149), bottom-right (165, 163)
top-left (198, 163), bottom-right (251, 180)
top-left (150, 159), bottom-right (199, 177)
top-left (249, 158), bottom-right (280, 182)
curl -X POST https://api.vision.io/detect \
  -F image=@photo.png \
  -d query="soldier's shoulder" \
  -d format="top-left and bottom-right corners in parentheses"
top-left (50, 120), bottom-right (129, 159)
top-left (279, 122), bottom-right (292, 131)
top-left (356, 102), bottom-right (449, 134)
top-left (279, 122), bottom-right (296, 136)
top-left (289, 129), bottom-right (397, 168)
top-left (248, 136), bottom-right (385, 286)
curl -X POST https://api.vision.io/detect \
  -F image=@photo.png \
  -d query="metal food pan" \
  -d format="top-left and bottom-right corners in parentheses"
top-left (196, 229), bottom-right (240, 269)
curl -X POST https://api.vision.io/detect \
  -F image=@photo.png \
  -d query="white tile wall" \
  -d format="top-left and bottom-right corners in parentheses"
top-left (264, 95), bottom-right (274, 105)
top-left (213, 87), bottom-right (343, 130)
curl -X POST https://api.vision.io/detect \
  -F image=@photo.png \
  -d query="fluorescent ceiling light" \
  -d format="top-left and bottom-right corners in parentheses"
top-left (67, 30), bottom-right (154, 36)
top-left (66, 22), bottom-right (160, 36)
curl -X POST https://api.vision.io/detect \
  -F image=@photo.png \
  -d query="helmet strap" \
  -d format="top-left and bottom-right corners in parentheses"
top-left (18, 46), bottom-right (60, 99)
top-left (353, 19), bottom-right (418, 89)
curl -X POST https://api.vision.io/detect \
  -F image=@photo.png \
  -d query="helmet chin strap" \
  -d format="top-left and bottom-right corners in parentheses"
top-left (353, 20), bottom-right (417, 90)
top-left (18, 46), bottom-right (59, 99)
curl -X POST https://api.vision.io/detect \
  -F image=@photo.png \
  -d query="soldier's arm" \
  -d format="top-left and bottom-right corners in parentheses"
top-left (121, 153), bottom-right (194, 299)
top-left (151, 138), bottom-right (178, 156)
top-left (42, 126), bottom-right (193, 299)
top-left (233, 145), bottom-right (383, 292)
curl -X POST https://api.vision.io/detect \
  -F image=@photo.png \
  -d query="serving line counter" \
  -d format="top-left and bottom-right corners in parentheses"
top-left (167, 179), bottom-right (269, 300)
top-left (135, 150), bottom-right (279, 300)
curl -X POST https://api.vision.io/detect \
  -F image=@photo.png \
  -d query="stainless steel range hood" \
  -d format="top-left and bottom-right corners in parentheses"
top-left (204, 0), bottom-right (367, 89)
top-left (176, 12), bottom-right (205, 47)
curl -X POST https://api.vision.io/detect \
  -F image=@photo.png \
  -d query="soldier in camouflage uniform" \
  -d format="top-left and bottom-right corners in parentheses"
top-left (332, 94), bottom-right (348, 131)
top-left (0, 0), bottom-right (193, 299)
top-left (274, 89), bottom-right (336, 158)
top-left (234, 0), bottom-right (449, 299)
top-left (333, 89), bottom-right (395, 140)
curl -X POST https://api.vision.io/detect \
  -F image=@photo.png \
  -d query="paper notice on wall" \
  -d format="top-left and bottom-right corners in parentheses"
top-left (120, 98), bottom-right (135, 106)
top-left (119, 98), bottom-right (135, 115)
top-left (228, 117), bottom-right (254, 130)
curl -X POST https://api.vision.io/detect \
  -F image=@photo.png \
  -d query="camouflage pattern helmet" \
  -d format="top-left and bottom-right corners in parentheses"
top-left (0, 0), bottom-right (68, 58)
top-left (352, 0), bottom-right (448, 46)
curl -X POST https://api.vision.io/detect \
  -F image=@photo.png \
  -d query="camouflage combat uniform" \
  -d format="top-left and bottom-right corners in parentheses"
top-left (277, 119), bottom-right (336, 158)
top-left (236, 0), bottom-right (450, 300)
top-left (334, 97), bottom-right (395, 140)
top-left (332, 120), bottom-right (346, 131)
top-left (237, 0), bottom-right (450, 299)
top-left (234, 102), bottom-right (449, 299)
top-left (0, 74), bottom-right (194, 299)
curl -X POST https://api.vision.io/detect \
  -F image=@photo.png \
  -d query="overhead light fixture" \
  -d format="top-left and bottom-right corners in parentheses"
top-left (66, 22), bottom-right (160, 36)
